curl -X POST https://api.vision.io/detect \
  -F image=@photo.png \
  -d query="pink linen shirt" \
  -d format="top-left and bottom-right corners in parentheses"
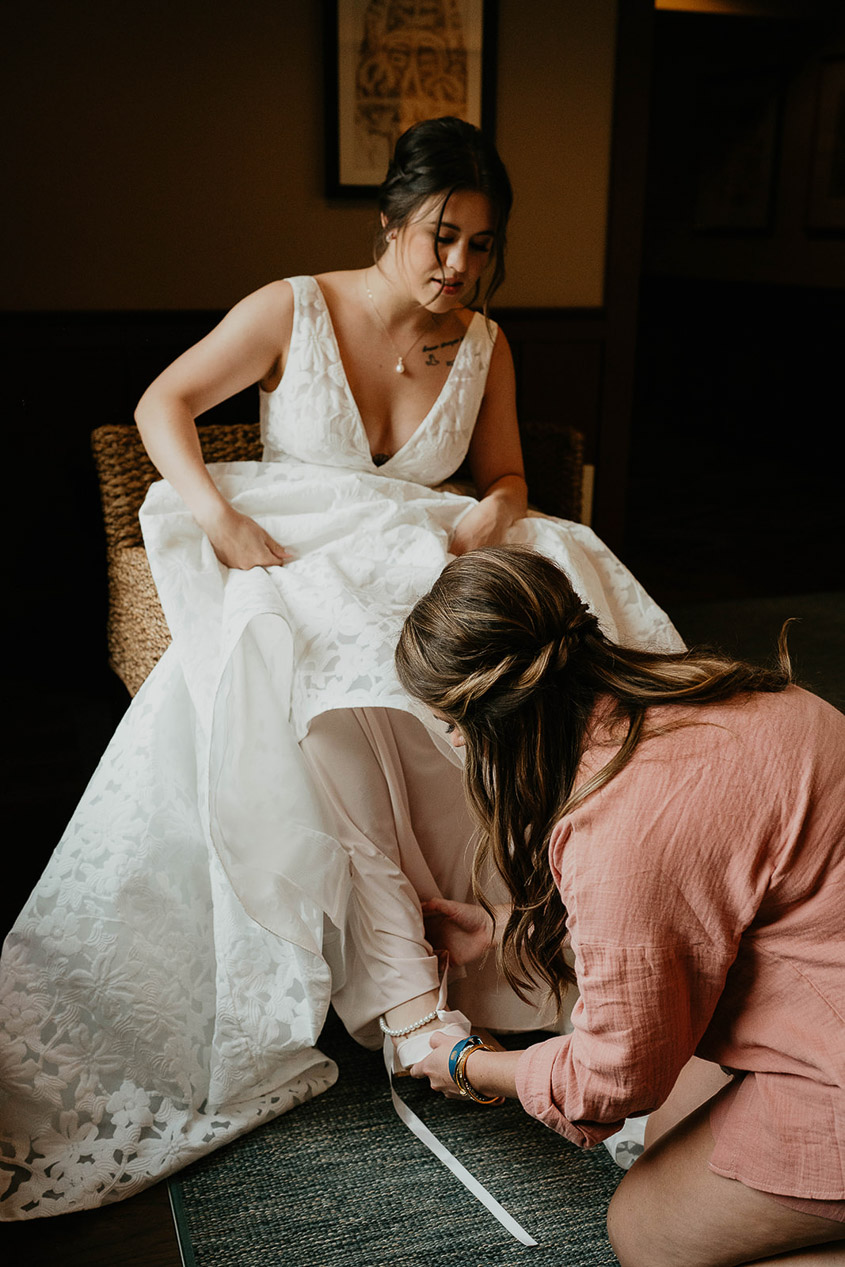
top-left (515, 686), bottom-right (845, 1199)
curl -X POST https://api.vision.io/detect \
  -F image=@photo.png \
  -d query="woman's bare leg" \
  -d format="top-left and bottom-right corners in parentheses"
top-left (608, 1084), bottom-right (844, 1267)
top-left (644, 1055), bottom-right (733, 1147)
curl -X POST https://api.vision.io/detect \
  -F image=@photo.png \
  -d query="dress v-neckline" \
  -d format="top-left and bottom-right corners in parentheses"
top-left (310, 277), bottom-right (478, 469)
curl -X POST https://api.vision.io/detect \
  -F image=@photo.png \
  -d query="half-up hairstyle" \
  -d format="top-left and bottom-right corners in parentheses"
top-left (395, 545), bottom-right (795, 1003)
top-left (376, 116), bottom-right (513, 311)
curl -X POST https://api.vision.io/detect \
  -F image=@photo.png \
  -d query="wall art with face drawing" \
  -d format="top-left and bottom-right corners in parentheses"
top-left (325, 0), bottom-right (496, 196)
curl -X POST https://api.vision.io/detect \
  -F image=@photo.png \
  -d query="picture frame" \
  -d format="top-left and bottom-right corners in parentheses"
top-left (692, 68), bottom-right (782, 234)
top-left (806, 55), bottom-right (845, 233)
top-left (323, 0), bottom-right (497, 199)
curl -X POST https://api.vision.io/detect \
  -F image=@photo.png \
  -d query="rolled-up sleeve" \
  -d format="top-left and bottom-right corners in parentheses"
top-left (515, 940), bottom-right (724, 1146)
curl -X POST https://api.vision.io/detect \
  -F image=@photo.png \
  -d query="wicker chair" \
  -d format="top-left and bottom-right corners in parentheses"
top-left (91, 420), bottom-right (584, 697)
top-left (91, 423), bottom-right (263, 696)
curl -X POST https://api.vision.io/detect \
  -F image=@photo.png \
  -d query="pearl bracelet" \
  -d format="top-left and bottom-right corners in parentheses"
top-left (378, 1008), bottom-right (440, 1038)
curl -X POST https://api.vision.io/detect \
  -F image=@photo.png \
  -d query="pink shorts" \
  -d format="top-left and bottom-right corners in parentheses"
top-left (767, 1191), bottom-right (845, 1223)
top-left (709, 1077), bottom-right (845, 1225)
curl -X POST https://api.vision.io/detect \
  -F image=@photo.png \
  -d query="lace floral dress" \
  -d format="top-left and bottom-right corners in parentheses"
top-left (0, 277), bottom-right (683, 1219)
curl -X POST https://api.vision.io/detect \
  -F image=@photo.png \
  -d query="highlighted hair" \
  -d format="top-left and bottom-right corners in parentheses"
top-left (396, 546), bottom-right (794, 1002)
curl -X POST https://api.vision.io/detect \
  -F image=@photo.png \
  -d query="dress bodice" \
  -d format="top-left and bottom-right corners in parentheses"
top-left (259, 275), bottom-right (497, 487)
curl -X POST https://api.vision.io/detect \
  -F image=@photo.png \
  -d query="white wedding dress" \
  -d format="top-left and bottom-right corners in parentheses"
top-left (0, 277), bottom-right (683, 1219)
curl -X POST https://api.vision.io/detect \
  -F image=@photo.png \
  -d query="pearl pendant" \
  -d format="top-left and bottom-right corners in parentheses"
top-left (395, 357), bottom-right (405, 374)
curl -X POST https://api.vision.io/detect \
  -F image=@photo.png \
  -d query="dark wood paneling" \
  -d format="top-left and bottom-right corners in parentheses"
top-left (2, 311), bottom-right (254, 688)
top-left (596, 0), bottom-right (657, 552)
top-left (626, 275), bottom-right (845, 603)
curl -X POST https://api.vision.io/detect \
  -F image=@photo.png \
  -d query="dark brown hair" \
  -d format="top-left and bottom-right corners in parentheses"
top-left (376, 116), bottom-right (513, 311)
top-left (396, 545), bottom-right (794, 1002)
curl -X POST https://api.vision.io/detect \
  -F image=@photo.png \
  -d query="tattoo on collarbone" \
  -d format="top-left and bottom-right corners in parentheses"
top-left (423, 336), bottom-right (463, 368)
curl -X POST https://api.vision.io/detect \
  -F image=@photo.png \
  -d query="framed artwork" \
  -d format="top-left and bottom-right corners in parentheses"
top-left (806, 56), bottom-right (845, 233)
top-left (692, 69), bottom-right (782, 233)
top-left (323, 0), bottom-right (497, 199)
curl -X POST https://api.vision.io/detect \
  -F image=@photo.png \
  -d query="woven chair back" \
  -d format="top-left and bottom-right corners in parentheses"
top-left (91, 422), bottom-right (263, 552)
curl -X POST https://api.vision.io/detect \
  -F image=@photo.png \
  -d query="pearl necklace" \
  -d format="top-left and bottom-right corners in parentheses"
top-left (364, 272), bottom-right (437, 374)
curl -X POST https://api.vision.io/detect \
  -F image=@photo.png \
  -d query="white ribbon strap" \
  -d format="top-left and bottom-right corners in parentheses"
top-left (383, 1037), bottom-right (538, 1247)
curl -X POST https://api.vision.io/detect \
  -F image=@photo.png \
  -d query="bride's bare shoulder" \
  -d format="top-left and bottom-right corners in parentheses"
top-left (313, 269), bottom-right (366, 301)
top-left (243, 278), bottom-right (295, 312)
top-left (219, 279), bottom-right (296, 333)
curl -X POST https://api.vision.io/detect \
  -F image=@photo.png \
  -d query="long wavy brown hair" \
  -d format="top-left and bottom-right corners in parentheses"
top-left (395, 545), bottom-right (795, 1003)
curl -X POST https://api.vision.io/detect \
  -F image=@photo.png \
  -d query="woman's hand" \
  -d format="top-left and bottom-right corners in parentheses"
top-left (454, 332), bottom-right (526, 558)
top-left (202, 503), bottom-right (293, 570)
top-left (410, 1031), bottom-right (522, 1101)
top-left (134, 281), bottom-right (296, 570)
top-left (449, 475), bottom-right (526, 556)
top-left (409, 1031), bottom-right (461, 1095)
top-left (449, 496), bottom-right (512, 555)
top-left (421, 898), bottom-right (498, 966)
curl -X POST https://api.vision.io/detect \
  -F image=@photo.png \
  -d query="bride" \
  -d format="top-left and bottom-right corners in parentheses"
top-left (0, 116), bottom-right (683, 1219)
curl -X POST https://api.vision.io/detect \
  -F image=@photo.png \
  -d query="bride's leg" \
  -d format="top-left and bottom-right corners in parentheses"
top-left (302, 706), bottom-right (560, 1052)
top-left (301, 708), bottom-right (458, 1049)
top-left (372, 707), bottom-right (567, 1035)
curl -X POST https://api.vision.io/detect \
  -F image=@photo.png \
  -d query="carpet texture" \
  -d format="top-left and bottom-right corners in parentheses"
top-left (170, 1011), bottom-right (622, 1266)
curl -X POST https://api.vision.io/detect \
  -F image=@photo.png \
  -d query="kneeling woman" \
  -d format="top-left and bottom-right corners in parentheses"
top-left (395, 545), bottom-right (845, 1267)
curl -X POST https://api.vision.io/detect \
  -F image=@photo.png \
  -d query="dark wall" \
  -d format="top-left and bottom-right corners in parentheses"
top-left (623, 9), bottom-right (845, 606)
top-left (4, 0), bottom-right (616, 311)
top-left (2, 312), bottom-right (253, 687)
top-left (626, 277), bottom-right (845, 604)
top-left (642, 9), bottom-right (845, 286)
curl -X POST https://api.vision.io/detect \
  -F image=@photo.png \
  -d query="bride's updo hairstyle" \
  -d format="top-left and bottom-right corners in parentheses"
top-left (396, 545), bottom-right (794, 1001)
top-left (376, 115), bottom-right (513, 311)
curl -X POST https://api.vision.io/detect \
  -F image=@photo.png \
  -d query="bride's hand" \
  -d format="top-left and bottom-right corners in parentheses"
top-left (202, 504), bottom-right (293, 570)
top-left (449, 497), bottom-right (513, 556)
top-left (421, 898), bottom-right (497, 966)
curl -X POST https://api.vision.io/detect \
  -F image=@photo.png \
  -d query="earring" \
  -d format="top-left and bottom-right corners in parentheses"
top-left (387, 230), bottom-right (397, 241)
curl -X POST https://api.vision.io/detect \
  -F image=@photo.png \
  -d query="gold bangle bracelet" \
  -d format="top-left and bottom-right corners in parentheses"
top-left (449, 1036), bottom-right (483, 1099)
top-left (452, 1042), bottom-right (477, 1097)
top-left (453, 1041), bottom-right (504, 1105)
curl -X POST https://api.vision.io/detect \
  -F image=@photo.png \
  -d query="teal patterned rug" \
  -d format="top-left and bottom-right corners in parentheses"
top-left (169, 1011), bottom-right (622, 1267)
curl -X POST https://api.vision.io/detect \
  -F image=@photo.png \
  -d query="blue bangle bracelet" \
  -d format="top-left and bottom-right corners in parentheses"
top-left (448, 1035), bottom-right (483, 1080)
